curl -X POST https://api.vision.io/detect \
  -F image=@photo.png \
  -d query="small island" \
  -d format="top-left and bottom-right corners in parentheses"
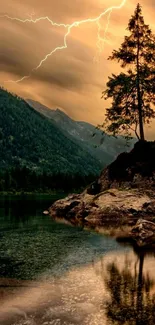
top-left (48, 140), bottom-right (155, 247)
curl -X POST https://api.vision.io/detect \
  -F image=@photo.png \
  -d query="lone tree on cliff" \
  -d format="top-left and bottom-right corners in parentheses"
top-left (102, 3), bottom-right (155, 140)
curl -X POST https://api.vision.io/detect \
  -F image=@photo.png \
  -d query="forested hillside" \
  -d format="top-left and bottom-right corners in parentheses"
top-left (0, 88), bottom-right (102, 191)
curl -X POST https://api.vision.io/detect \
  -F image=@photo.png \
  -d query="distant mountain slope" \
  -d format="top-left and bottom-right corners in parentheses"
top-left (27, 99), bottom-right (135, 165)
top-left (0, 88), bottom-right (101, 175)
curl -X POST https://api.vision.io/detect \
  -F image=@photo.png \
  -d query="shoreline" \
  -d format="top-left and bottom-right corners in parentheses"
top-left (0, 191), bottom-right (67, 197)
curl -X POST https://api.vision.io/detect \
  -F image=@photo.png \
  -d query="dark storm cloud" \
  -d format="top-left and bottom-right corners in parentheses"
top-left (0, 29), bottom-right (97, 90)
top-left (0, 0), bottom-right (155, 134)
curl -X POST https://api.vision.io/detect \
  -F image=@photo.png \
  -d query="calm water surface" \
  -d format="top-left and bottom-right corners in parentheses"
top-left (0, 195), bottom-right (155, 325)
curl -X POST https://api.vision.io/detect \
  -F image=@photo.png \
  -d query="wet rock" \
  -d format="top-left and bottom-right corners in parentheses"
top-left (130, 219), bottom-right (155, 247)
top-left (43, 211), bottom-right (49, 215)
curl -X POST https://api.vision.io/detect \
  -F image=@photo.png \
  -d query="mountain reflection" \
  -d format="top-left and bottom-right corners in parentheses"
top-left (104, 249), bottom-right (155, 325)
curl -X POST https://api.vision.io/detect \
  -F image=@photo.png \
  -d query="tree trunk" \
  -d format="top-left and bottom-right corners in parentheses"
top-left (136, 16), bottom-right (145, 141)
top-left (137, 75), bottom-right (145, 140)
top-left (136, 253), bottom-right (144, 325)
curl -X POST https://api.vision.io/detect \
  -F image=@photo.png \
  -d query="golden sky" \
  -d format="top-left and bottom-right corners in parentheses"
top-left (0, 0), bottom-right (155, 137)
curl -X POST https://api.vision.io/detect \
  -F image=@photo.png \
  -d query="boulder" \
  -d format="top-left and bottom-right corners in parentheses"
top-left (130, 219), bottom-right (155, 247)
top-left (43, 210), bottom-right (49, 215)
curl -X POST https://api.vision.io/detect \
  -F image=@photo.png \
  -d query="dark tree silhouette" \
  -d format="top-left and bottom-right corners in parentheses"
top-left (102, 4), bottom-right (155, 140)
top-left (104, 251), bottom-right (155, 325)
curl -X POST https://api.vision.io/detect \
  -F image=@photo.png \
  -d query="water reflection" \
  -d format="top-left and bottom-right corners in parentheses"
top-left (1, 196), bottom-right (155, 324)
top-left (0, 195), bottom-right (122, 281)
top-left (0, 194), bottom-right (59, 228)
top-left (0, 247), bottom-right (155, 325)
top-left (105, 248), bottom-right (155, 325)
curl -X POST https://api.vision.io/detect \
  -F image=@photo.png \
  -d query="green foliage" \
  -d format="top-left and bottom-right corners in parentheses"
top-left (0, 87), bottom-right (101, 182)
top-left (0, 167), bottom-right (96, 192)
top-left (102, 3), bottom-right (155, 140)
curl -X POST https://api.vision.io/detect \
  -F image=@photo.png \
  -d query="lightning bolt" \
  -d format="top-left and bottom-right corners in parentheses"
top-left (1, 0), bottom-right (127, 83)
top-left (94, 9), bottom-right (112, 62)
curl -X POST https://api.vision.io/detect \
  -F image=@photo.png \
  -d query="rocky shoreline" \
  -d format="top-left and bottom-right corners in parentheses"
top-left (49, 188), bottom-right (155, 226)
top-left (48, 141), bottom-right (155, 246)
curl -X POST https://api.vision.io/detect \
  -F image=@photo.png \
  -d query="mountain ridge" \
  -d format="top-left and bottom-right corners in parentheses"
top-left (27, 99), bottom-right (136, 166)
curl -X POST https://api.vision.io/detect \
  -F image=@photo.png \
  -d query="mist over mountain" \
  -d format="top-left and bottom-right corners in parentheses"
top-left (27, 99), bottom-right (135, 166)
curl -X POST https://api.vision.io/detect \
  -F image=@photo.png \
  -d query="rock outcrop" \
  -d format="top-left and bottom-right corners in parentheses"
top-left (49, 141), bottom-right (155, 233)
top-left (49, 189), bottom-right (155, 229)
top-left (130, 219), bottom-right (155, 247)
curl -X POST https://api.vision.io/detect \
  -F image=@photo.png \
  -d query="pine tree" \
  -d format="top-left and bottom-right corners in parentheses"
top-left (102, 3), bottom-right (155, 140)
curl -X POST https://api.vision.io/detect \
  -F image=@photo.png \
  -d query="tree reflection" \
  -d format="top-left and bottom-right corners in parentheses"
top-left (105, 251), bottom-right (155, 325)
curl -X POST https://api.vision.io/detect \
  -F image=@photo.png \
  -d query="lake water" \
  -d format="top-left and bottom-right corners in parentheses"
top-left (0, 195), bottom-right (155, 325)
